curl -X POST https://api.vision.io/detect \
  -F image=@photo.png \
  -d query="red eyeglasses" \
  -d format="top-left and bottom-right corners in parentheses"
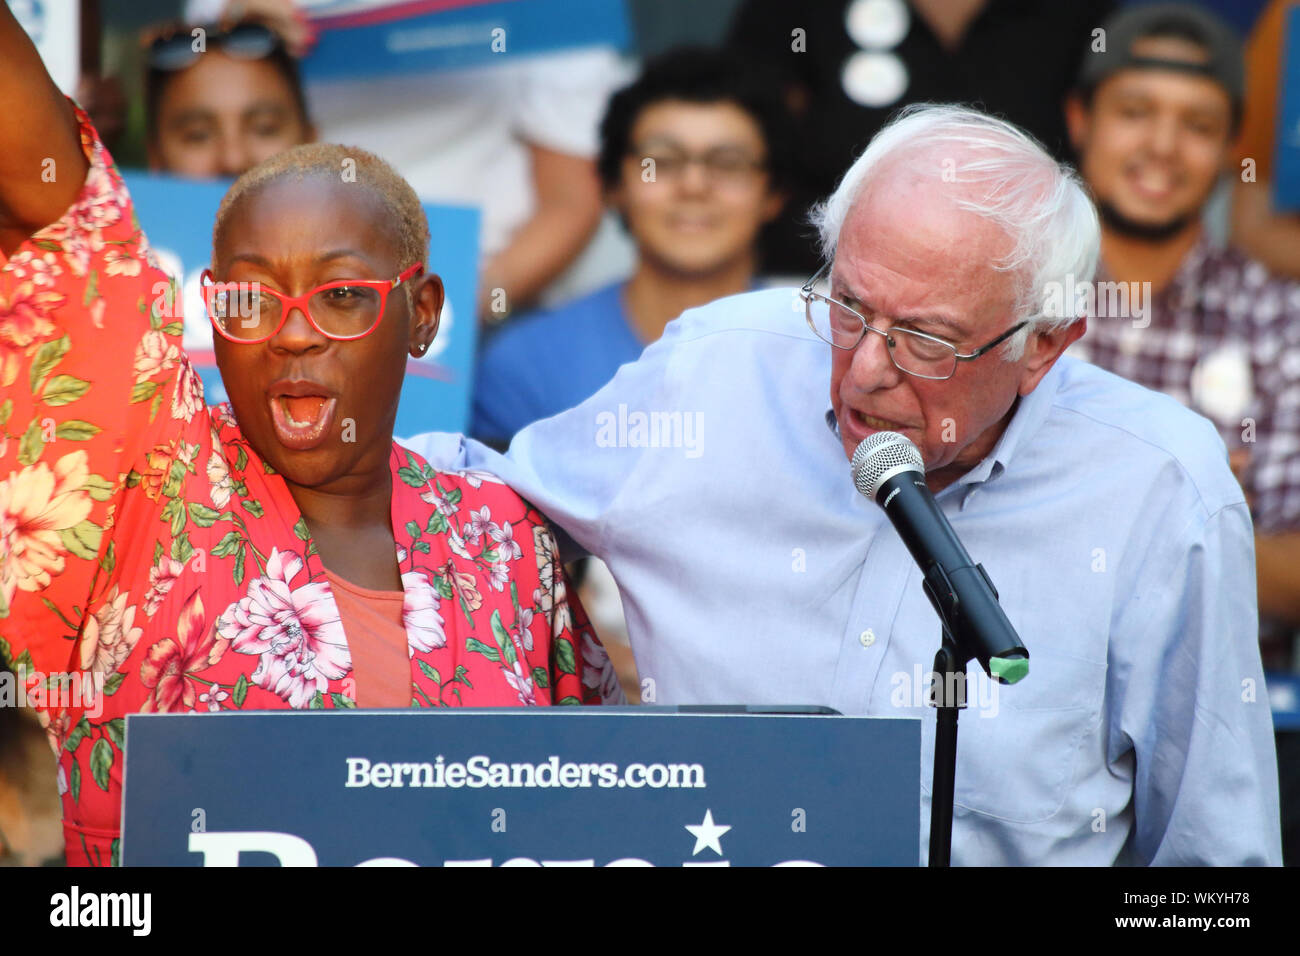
top-left (201, 263), bottom-right (423, 343)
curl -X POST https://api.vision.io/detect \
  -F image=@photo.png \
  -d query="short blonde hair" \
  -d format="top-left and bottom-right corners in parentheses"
top-left (212, 143), bottom-right (429, 308)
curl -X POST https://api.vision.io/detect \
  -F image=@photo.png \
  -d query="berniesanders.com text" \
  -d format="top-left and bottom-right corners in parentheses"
top-left (345, 756), bottom-right (706, 790)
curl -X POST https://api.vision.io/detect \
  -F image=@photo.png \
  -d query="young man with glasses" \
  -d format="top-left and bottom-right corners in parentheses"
top-left (469, 48), bottom-right (791, 446)
top-left (408, 103), bottom-right (1280, 865)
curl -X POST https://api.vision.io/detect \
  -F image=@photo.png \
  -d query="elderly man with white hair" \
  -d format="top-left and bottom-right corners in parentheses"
top-left (406, 104), bottom-right (1281, 865)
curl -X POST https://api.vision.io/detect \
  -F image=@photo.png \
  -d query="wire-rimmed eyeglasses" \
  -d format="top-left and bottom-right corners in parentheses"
top-left (800, 265), bottom-right (1028, 381)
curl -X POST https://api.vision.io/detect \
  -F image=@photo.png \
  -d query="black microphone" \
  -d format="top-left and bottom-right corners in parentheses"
top-left (851, 431), bottom-right (1028, 684)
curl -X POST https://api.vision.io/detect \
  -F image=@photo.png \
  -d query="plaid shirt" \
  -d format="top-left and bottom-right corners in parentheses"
top-left (1069, 237), bottom-right (1300, 534)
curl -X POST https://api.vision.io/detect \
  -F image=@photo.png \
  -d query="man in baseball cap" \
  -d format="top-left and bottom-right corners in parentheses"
top-left (1070, 3), bottom-right (1244, 241)
top-left (1076, 4), bottom-right (1244, 124)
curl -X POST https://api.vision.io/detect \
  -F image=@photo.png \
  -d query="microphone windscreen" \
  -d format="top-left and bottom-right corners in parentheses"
top-left (851, 431), bottom-right (924, 499)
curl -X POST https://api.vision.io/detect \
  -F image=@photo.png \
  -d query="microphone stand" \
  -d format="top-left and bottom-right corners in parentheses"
top-left (928, 626), bottom-right (965, 868)
top-left (922, 567), bottom-right (1026, 866)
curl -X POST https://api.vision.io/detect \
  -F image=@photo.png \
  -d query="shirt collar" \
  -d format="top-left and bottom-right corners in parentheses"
top-left (961, 358), bottom-right (1061, 488)
top-left (823, 359), bottom-right (1064, 498)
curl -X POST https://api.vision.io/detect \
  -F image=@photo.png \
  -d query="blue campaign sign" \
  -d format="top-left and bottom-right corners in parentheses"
top-left (299, 0), bottom-right (632, 81)
top-left (1274, 6), bottom-right (1300, 212)
top-left (121, 709), bottom-right (920, 866)
top-left (120, 171), bottom-right (480, 435)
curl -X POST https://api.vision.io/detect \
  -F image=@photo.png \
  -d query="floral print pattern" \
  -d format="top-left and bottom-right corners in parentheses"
top-left (219, 549), bottom-right (351, 708)
top-left (0, 107), bottom-right (622, 868)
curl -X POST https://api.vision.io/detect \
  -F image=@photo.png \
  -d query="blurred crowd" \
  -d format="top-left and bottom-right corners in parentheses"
top-left (3, 0), bottom-right (1300, 863)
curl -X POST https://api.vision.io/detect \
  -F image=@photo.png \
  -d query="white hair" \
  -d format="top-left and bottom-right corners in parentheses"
top-left (809, 103), bottom-right (1100, 360)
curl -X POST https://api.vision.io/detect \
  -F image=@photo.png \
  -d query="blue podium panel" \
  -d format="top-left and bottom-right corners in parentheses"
top-left (122, 709), bottom-right (919, 867)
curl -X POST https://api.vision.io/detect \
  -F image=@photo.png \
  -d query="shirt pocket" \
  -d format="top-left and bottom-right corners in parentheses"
top-left (921, 651), bottom-right (1107, 825)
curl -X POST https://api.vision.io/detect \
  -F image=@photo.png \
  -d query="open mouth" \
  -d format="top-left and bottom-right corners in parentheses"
top-left (1125, 165), bottom-right (1180, 201)
top-left (846, 408), bottom-right (912, 437)
top-left (267, 386), bottom-right (337, 451)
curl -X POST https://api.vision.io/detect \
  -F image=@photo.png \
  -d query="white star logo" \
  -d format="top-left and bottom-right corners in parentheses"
top-left (685, 809), bottom-right (732, 856)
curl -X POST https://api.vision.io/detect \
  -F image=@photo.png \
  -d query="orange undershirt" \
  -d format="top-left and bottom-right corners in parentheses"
top-left (323, 567), bottom-right (412, 708)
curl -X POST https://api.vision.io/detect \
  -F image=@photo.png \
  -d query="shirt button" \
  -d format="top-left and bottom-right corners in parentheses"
top-left (859, 629), bottom-right (876, 648)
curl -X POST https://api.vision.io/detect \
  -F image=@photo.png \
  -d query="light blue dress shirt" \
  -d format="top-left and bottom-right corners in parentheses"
top-left (404, 287), bottom-right (1282, 865)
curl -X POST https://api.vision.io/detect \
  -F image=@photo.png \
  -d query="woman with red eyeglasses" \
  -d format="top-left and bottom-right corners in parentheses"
top-left (0, 5), bottom-right (622, 867)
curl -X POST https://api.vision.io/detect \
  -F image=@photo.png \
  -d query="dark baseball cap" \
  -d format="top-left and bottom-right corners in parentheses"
top-left (1076, 3), bottom-right (1244, 112)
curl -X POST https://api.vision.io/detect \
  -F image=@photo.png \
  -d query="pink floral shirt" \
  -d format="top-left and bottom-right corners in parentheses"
top-left (0, 108), bottom-right (623, 867)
